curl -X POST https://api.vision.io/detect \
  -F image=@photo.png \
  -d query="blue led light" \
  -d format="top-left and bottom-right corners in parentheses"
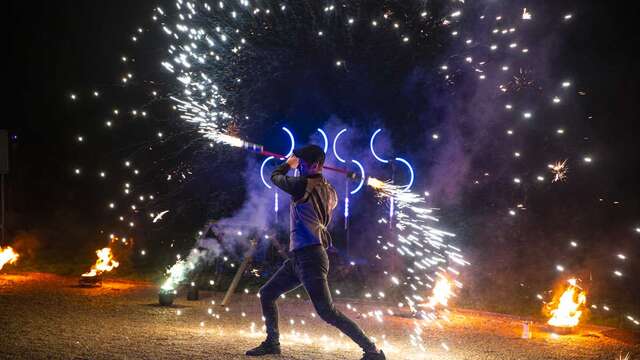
top-left (282, 127), bottom-right (295, 157)
top-left (317, 128), bottom-right (329, 153)
top-left (274, 192), bottom-right (279, 213)
top-left (332, 128), bottom-right (347, 163)
top-left (394, 157), bottom-right (415, 191)
top-left (344, 196), bottom-right (349, 219)
top-left (370, 128), bottom-right (389, 163)
top-left (350, 160), bottom-right (365, 195)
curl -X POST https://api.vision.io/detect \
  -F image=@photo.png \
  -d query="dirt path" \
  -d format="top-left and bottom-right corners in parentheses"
top-left (0, 273), bottom-right (637, 359)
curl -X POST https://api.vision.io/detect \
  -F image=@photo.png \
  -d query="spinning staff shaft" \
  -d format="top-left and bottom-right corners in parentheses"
top-left (216, 134), bottom-right (361, 180)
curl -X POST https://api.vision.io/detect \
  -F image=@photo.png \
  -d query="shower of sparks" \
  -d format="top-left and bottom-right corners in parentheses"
top-left (366, 177), bottom-right (423, 205)
top-left (161, 248), bottom-right (207, 291)
top-left (366, 175), bottom-right (468, 334)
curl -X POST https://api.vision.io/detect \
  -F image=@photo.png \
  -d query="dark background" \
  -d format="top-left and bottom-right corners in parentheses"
top-left (4, 1), bottom-right (639, 324)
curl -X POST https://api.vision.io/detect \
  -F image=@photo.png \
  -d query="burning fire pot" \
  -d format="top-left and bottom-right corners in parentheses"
top-left (79, 247), bottom-right (119, 287)
top-left (78, 274), bottom-right (103, 287)
top-left (544, 278), bottom-right (587, 336)
top-left (159, 289), bottom-right (177, 306)
top-left (549, 325), bottom-right (577, 336)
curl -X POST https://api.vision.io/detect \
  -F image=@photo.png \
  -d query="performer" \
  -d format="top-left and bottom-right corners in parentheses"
top-left (246, 144), bottom-right (385, 359)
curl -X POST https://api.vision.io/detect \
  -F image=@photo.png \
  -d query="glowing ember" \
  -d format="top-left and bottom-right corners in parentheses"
top-left (546, 278), bottom-right (587, 328)
top-left (548, 160), bottom-right (568, 183)
top-left (82, 247), bottom-right (119, 277)
top-left (0, 246), bottom-right (20, 270)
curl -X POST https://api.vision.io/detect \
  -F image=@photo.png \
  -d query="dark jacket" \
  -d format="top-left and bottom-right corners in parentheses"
top-left (271, 162), bottom-right (337, 251)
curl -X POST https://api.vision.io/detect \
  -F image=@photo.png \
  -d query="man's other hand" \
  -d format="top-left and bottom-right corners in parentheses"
top-left (286, 155), bottom-right (300, 169)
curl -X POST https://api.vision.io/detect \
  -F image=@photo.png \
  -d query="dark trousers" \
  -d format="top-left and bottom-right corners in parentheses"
top-left (259, 245), bottom-right (376, 352)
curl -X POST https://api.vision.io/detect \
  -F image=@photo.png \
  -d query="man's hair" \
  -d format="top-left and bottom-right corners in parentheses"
top-left (293, 144), bottom-right (325, 167)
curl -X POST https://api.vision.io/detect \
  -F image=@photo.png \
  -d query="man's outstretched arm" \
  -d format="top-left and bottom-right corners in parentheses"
top-left (271, 156), bottom-right (306, 200)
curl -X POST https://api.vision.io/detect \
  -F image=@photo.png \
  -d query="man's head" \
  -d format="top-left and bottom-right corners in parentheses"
top-left (293, 144), bottom-right (325, 175)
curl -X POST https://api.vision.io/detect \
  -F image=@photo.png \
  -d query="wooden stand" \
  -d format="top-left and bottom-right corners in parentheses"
top-left (220, 239), bottom-right (258, 307)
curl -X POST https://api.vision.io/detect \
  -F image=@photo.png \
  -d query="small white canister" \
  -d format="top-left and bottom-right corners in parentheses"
top-left (521, 321), bottom-right (532, 339)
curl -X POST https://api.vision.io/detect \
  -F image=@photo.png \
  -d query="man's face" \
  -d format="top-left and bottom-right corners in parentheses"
top-left (298, 158), bottom-right (320, 175)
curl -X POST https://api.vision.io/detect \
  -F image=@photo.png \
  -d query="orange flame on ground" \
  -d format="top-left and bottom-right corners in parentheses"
top-left (418, 277), bottom-right (455, 309)
top-left (81, 247), bottom-right (119, 277)
top-left (427, 278), bottom-right (454, 308)
top-left (0, 246), bottom-right (19, 270)
top-left (546, 278), bottom-right (587, 328)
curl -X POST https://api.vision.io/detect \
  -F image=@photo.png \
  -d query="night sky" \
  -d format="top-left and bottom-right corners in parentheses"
top-left (5, 1), bottom-right (639, 315)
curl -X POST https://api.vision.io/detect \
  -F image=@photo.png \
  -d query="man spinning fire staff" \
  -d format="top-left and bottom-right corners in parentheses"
top-left (246, 144), bottom-right (385, 359)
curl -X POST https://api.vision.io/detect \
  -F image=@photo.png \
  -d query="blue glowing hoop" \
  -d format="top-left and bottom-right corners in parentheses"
top-left (260, 156), bottom-right (275, 189)
top-left (332, 128), bottom-right (347, 163)
top-left (394, 157), bottom-right (414, 191)
top-left (350, 160), bottom-right (365, 195)
top-left (370, 128), bottom-right (389, 163)
top-left (317, 128), bottom-right (329, 153)
top-left (282, 127), bottom-right (295, 158)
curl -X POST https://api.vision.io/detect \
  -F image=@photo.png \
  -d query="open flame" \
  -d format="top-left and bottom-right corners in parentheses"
top-left (425, 277), bottom-right (454, 308)
top-left (0, 246), bottom-right (20, 270)
top-left (82, 247), bottom-right (119, 277)
top-left (546, 278), bottom-right (587, 328)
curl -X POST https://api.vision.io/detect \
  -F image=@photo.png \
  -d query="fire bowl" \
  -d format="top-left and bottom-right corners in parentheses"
top-left (159, 289), bottom-right (177, 306)
top-left (548, 325), bottom-right (577, 335)
top-left (78, 275), bottom-right (103, 287)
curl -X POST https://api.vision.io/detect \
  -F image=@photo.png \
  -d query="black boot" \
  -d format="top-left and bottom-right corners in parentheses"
top-left (361, 349), bottom-right (385, 360)
top-left (245, 341), bottom-right (281, 356)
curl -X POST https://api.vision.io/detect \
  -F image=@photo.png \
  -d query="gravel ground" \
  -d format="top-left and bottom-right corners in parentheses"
top-left (0, 272), bottom-right (637, 360)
